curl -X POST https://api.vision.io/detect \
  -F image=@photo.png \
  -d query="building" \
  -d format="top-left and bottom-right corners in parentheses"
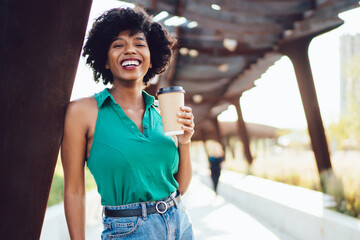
top-left (339, 34), bottom-right (360, 115)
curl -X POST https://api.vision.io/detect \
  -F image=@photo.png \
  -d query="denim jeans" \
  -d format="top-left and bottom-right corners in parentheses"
top-left (101, 193), bottom-right (194, 240)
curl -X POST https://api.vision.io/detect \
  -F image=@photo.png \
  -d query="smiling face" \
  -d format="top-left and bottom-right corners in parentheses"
top-left (106, 30), bottom-right (151, 84)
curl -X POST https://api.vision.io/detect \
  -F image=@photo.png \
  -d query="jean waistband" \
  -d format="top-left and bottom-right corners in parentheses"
top-left (104, 191), bottom-right (179, 210)
top-left (102, 191), bottom-right (180, 218)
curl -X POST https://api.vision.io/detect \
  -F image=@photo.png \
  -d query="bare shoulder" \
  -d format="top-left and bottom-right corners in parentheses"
top-left (67, 96), bottom-right (97, 113)
top-left (65, 96), bottom-right (98, 125)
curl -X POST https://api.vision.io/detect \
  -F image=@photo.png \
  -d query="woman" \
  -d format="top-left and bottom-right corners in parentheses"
top-left (61, 6), bottom-right (195, 240)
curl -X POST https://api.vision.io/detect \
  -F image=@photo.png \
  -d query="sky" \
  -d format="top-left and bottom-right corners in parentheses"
top-left (71, 0), bottom-right (360, 130)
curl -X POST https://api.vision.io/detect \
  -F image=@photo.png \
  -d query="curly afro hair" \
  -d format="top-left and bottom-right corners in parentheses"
top-left (82, 6), bottom-right (177, 85)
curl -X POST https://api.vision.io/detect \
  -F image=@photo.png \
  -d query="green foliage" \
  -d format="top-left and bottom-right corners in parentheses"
top-left (325, 172), bottom-right (360, 219)
top-left (47, 173), bottom-right (64, 207)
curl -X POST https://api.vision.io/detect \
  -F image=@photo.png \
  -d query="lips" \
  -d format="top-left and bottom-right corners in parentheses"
top-left (121, 58), bottom-right (141, 70)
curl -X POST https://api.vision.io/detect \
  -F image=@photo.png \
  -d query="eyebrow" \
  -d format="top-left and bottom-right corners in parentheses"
top-left (112, 37), bottom-right (146, 42)
top-left (135, 37), bottom-right (146, 41)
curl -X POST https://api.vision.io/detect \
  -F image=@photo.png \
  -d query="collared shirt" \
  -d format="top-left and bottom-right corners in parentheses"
top-left (87, 88), bottom-right (179, 206)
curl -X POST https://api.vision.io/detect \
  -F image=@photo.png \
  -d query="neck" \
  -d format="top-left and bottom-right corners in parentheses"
top-left (109, 81), bottom-right (144, 109)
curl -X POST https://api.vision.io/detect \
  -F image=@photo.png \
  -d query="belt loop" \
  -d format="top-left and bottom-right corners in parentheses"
top-left (170, 192), bottom-right (178, 208)
top-left (102, 206), bottom-right (105, 220)
top-left (141, 202), bottom-right (148, 220)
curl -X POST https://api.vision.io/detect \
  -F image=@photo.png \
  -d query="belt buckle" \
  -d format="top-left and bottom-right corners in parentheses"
top-left (155, 201), bottom-right (168, 214)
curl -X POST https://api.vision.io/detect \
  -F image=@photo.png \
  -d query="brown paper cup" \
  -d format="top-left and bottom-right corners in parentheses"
top-left (157, 86), bottom-right (186, 136)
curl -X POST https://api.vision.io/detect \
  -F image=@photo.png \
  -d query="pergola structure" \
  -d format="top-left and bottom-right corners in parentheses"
top-left (0, 0), bottom-right (359, 238)
top-left (135, 0), bottom-right (359, 170)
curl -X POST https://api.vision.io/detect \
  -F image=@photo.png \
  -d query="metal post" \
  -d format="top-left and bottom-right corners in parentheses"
top-left (0, 0), bottom-right (92, 238)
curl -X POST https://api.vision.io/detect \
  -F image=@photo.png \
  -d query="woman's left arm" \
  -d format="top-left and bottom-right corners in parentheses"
top-left (174, 106), bottom-right (195, 195)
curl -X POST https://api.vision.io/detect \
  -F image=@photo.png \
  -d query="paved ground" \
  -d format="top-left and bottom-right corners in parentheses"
top-left (182, 172), bottom-right (296, 240)
top-left (86, 171), bottom-right (296, 240)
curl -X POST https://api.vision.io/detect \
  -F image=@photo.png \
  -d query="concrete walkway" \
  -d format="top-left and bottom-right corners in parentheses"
top-left (86, 171), bottom-right (296, 240)
top-left (182, 171), bottom-right (296, 240)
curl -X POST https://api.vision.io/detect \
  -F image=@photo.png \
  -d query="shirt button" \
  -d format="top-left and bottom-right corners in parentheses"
top-left (144, 125), bottom-right (148, 129)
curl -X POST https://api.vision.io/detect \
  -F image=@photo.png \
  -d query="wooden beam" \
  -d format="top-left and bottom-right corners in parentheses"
top-left (181, 11), bottom-right (283, 34)
top-left (184, 1), bottom-right (281, 25)
top-left (179, 39), bottom-right (273, 55)
top-left (229, 96), bottom-right (253, 165)
top-left (185, 95), bottom-right (220, 105)
top-left (0, 0), bottom-right (92, 238)
top-left (180, 31), bottom-right (282, 46)
top-left (209, 101), bottom-right (232, 118)
top-left (278, 17), bottom-right (344, 43)
top-left (310, 0), bottom-right (359, 19)
top-left (194, 0), bottom-right (313, 15)
top-left (177, 54), bottom-right (246, 66)
top-left (179, 37), bottom-right (275, 49)
top-left (175, 78), bottom-right (231, 93)
top-left (174, 64), bottom-right (243, 81)
top-left (276, 1), bottom-right (359, 44)
top-left (212, 118), bottom-right (226, 154)
top-left (201, 57), bottom-right (256, 121)
top-left (180, 24), bottom-right (283, 38)
top-left (129, 0), bottom-right (173, 12)
top-left (225, 52), bottom-right (282, 98)
top-left (279, 36), bottom-right (332, 189)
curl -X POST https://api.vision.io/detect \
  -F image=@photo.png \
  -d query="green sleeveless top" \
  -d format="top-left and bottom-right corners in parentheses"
top-left (87, 88), bottom-right (179, 206)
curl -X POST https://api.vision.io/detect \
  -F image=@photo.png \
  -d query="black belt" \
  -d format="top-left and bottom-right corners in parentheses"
top-left (105, 194), bottom-right (181, 218)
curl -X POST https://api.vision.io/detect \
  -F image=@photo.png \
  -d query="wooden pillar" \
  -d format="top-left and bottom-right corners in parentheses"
top-left (0, 0), bottom-right (92, 238)
top-left (279, 37), bottom-right (332, 182)
top-left (229, 96), bottom-right (253, 165)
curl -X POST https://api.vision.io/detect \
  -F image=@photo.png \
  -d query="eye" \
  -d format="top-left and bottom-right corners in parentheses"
top-left (114, 44), bottom-right (124, 48)
top-left (136, 44), bottom-right (145, 47)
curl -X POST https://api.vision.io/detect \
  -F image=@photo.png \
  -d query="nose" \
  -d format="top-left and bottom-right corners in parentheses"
top-left (124, 45), bottom-right (136, 55)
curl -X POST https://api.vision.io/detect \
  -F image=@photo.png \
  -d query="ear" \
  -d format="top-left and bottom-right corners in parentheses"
top-left (149, 63), bottom-right (152, 69)
top-left (105, 59), bottom-right (110, 69)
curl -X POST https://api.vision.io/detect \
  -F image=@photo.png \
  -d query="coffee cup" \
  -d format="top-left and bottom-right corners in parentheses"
top-left (156, 86), bottom-right (186, 136)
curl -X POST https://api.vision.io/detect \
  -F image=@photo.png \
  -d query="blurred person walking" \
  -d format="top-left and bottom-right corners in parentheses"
top-left (207, 141), bottom-right (225, 194)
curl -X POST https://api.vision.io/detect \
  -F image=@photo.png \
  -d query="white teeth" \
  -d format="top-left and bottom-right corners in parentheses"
top-left (121, 60), bottom-right (140, 67)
